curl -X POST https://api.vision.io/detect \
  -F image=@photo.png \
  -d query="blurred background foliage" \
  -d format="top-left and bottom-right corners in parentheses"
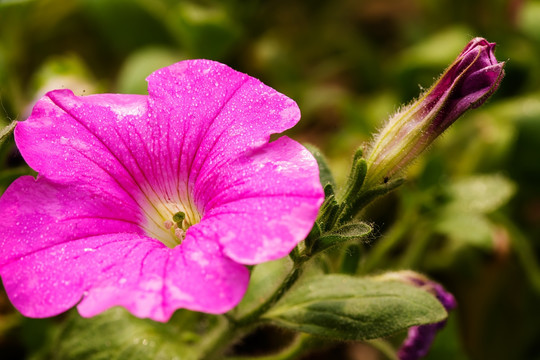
top-left (1, 0), bottom-right (540, 359)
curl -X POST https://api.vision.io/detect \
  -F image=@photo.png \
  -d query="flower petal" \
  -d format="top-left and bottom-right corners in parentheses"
top-left (0, 176), bottom-right (141, 266)
top-left (0, 174), bottom-right (141, 317)
top-left (146, 59), bottom-right (302, 199)
top-left (197, 137), bottom-right (324, 264)
top-left (0, 177), bottom-right (249, 320)
top-left (1, 232), bottom-right (148, 318)
top-left (17, 60), bottom-right (304, 218)
top-left (16, 91), bottom-right (150, 197)
top-left (77, 235), bottom-right (249, 321)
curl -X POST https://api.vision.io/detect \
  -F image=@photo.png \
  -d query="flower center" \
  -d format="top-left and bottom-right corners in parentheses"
top-left (141, 197), bottom-right (202, 248)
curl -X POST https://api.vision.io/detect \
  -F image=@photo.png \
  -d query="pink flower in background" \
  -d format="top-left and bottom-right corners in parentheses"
top-left (0, 60), bottom-right (324, 322)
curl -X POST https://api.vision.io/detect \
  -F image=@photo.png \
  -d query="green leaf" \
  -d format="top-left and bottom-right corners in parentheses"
top-left (328, 222), bottom-right (372, 239)
top-left (264, 275), bottom-right (447, 341)
top-left (446, 174), bottom-right (516, 214)
top-left (52, 308), bottom-right (215, 360)
top-left (312, 222), bottom-right (372, 254)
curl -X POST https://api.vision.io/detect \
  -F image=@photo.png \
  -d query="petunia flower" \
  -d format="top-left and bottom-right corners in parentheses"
top-left (0, 60), bottom-right (324, 322)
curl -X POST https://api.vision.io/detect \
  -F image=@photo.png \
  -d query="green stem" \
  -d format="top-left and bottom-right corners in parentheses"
top-left (336, 178), bottom-right (405, 226)
top-left (236, 265), bottom-right (303, 326)
top-left (288, 245), bottom-right (301, 264)
top-left (201, 262), bottom-right (305, 359)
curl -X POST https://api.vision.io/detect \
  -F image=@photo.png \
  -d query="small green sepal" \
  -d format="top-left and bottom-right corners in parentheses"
top-left (310, 222), bottom-right (372, 255)
top-left (317, 195), bottom-right (339, 232)
top-left (323, 183), bottom-right (334, 199)
top-left (339, 148), bottom-right (368, 204)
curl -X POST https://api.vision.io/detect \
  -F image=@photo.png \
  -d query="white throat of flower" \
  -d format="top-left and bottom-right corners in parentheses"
top-left (142, 198), bottom-right (201, 248)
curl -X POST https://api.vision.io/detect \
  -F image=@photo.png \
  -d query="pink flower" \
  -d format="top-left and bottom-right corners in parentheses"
top-left (0, 60), bottom-right (324, 322)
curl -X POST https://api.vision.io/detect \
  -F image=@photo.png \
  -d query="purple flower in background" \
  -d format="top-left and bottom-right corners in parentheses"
top-left (397, 277), bottom-right (456, 360)
top-left (364, 37), bottom-right (505, 188)
top-left (0, 60), bottom-right (324, 322)
top-left (381, 271), bottom-right (457, 360)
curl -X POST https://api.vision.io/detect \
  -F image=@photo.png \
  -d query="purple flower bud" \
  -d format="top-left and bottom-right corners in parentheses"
top-left (424, 38), bottom-right (505, 132)
top-left (364, 37), bottom-right (505, 188)
top-left (378, 271), bottom-right (456, 360)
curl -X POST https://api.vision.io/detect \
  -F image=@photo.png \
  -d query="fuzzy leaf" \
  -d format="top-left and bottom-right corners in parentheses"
top-left (312, 222), bottom-right (372, 254)
top-left (52, 308), bottom-right (212, 360)
top-left (264, 275), bottom-right (447, 341)
top-left (328, 222), bottom-right (372, 239)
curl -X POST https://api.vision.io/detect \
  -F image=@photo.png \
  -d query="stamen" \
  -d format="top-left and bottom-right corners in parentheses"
top-left (141, 199), bottom-right (201, 248)
top-left (174, 228), bottom-right (186, 241)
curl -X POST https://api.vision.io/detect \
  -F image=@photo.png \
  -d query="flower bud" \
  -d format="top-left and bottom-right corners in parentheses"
top-left (364, 37), bottom-right (505, 188)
